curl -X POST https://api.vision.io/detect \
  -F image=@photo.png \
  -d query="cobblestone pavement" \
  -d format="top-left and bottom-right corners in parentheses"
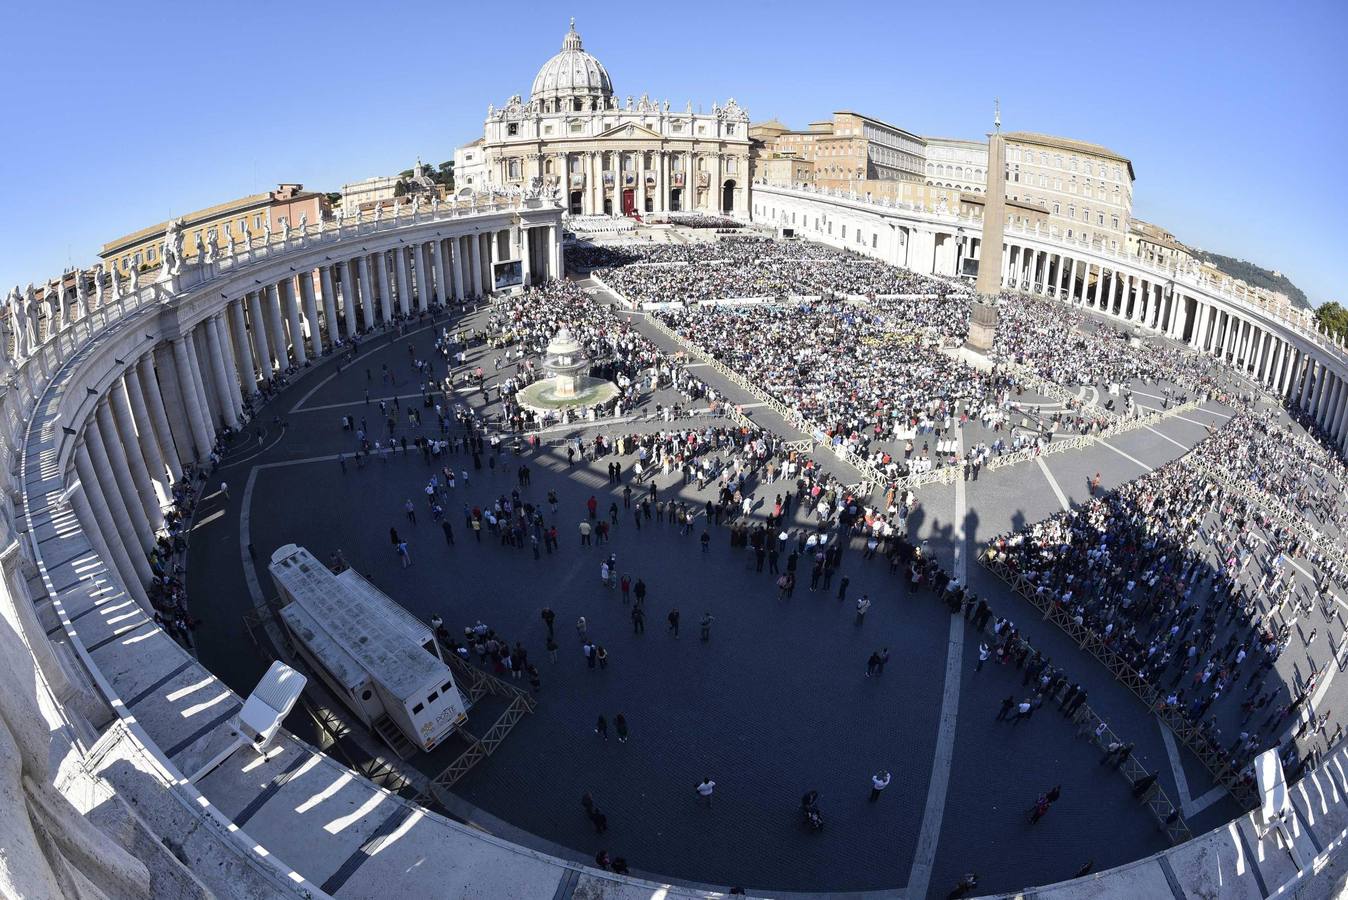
top-left (185, 287), bottom-right (1338, 896)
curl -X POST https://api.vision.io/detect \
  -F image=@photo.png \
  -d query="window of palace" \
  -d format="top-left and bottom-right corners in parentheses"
top-left (1112, 215), bottom-right (1120, 230)
top-left (543, 125), bottom-right (553, 135)
top-left (507, 123), bottom-right (519, 136)
top-left (726, 124), bottom-right (735, 135)
top-left (1053, 202), bottom-right (1061, 214)
top-left (698, 125), bottom-right (706, 134)
top-left (508, 159), bottom-right (521, 178)
top-left (570, 122), bottom-right (583, 133)
top-left (253, 214), bottom-right (263, 230)
top-left (841, 225), bottom-right (847, 239)
top-left (1070, 157), bottom-right (1078, 172)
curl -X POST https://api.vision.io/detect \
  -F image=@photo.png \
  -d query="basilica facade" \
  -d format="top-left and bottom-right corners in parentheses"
top-left (456, 21), bottom-right (751, 218)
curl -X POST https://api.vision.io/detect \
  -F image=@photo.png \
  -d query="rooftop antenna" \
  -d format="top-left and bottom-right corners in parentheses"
top-left (994, 98), bottom-right (1001, 133)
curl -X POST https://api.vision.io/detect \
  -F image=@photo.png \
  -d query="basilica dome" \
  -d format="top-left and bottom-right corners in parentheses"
top-left (530, 20), bottom-right (614, 106)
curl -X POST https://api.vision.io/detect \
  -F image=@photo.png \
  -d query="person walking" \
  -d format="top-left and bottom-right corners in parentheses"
top-left (836, 576), bottom-right (849, 604)
top-left (584, 641), bottom-right (596, 669)
top-left (866, 651), bottom-right (882, 678)
top-left (596, 645), bottom-right (608, 670)
top-left (633, 578), bottom-right (647, 607)
top-left (695, 778), bottom-right (716, 807)
top-left (546, 635), bottom-right (559, 663)
top-left (219, 481), bottom-right (229, 501)
top-left (541, 607), bottom-right (556, 638)
top-left (576, 616), bottom-right (587, 640)
top-left (631, 605), bottom-right (645, 634)
top-left (996, 695), bottom-right (1016, 721)
top-left (595, 714), bottom-right (608, 740)
top-left (441, 519), bottom-right (454, 546)
top-left (614, 714), bottom-right (629, 743)
top-left (700, 612), bottom-right (714, 641)
top-left (976, 642), bottom-right (990, 672)
top-left (869, 770), bottom-right (892, 801)
top-left (1029, 793), bottom-right (1051, 824)
top-left (668, 608), bottom-right (680, 638)
top-left (855, 594), bottom-right (871, 625)
top-left (405, 499), bottom-right (417, 525)
top-left (396, 540), bottom-right (411, 567)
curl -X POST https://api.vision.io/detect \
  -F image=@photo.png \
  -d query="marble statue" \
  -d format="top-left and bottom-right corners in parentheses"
top-left (373, 204), bottom-right (382, 224)
top-left (74, 271), bottom-right (88, 320)
top-left (127, 264), bottom-right (139, 293)
top-left (93, 268), bottom-right (105, 310)
top-left (280, 217), bottom-right (290, 243)
top-left (159, 219), bottom-right (184, 280)
top-left (225, 228), bottom-right (235, 257)
top-left (334, 207), bottom-right (345, 227)
top-left (412, 195), bottom-right (421, 215)
top-left (262, 219), bottom-right (272, 244)
top-left (6, 287), bottom-right (25, 360)
top-left (353, 208), bottom-right (363, 225)
top-left (299, 213), bottom-right (307, 231)
top-left (431, 196), bottom-right (440, 213)
top-left (193, 232), bottom-right (206, 263)
top-left (0, 295), bottom-right (12, 370)
top-left (44, 282), bottom-right (60, 331)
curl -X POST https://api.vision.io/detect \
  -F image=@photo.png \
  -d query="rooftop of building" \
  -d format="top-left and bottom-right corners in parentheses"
top-left (1002, 130), bottom-right (1135, 179)
top-left (832, 111), bottom-right (925, 143)
top-left (100, 184), bottom-right (321, 256)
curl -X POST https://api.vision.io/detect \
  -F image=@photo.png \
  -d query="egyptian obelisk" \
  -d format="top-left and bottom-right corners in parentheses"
top-left (966, 101), bottom-right (1004, 351)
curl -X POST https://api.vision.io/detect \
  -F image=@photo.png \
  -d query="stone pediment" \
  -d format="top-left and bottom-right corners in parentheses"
top-left (592, 122), bottom-right (663, 141)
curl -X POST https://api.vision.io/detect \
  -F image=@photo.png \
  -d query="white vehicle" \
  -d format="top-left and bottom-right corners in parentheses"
top-left (269, 544), bottom-right (467, 754)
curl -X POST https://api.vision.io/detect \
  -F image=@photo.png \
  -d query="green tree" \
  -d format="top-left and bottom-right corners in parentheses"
top-left (1316, 302), bottom-right (1348, 341)
top-left (325, 192), bottom-right (342, 205)
top-left (393, 179), bottom-right (408, 198)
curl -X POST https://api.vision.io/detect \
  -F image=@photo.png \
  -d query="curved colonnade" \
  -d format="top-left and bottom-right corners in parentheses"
top-left (752, 181), bottom-right (1348, 456)
top-left (2, 184), bottom-right (1346, 898)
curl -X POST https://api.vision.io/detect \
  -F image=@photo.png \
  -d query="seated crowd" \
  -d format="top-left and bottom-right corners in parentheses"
top-left (985, 413), bottom-right (1339, 783)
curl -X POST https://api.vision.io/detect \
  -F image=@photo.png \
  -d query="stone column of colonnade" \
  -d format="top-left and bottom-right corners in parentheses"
top-left (281, 278), bottom-right (306, 368)
top-left (108, 378), bottom-right (165, 532)
top-left (338, 259), bottom-right (358, 338)
top-left (375, 251), bottom-right (394, 321)
top-left (228, 301), bottom-right (256, 397)
top-left (245, 291), bottom-right (273, 383)
top-left (320, 266), bottom-right (342, 344)
top-left (358, 256), bottom-right (376, 330)
top-left (93, 398), bottom-right (155, 553)
top-left (71, 444), bottom-right (152, 612)
top-left (298, 272), bottom-right (322, 359)
top-left (413, 243), bottom-right (430, 311)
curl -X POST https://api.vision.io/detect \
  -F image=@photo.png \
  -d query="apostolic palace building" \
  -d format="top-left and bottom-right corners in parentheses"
top-left (455, 19), bottom-right (752, 218)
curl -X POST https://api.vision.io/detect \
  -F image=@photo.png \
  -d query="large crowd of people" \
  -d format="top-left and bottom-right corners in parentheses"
top-left (572, 238), bottom-right (974, 311)
top-left (985, 412), bottom-right (1342, 785)
top-left (993, 293), bottom-right (1226, 392)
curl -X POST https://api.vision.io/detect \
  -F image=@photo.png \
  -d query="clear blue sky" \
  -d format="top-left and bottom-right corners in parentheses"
top-left (2, 0), bottom-right (1342, 304)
